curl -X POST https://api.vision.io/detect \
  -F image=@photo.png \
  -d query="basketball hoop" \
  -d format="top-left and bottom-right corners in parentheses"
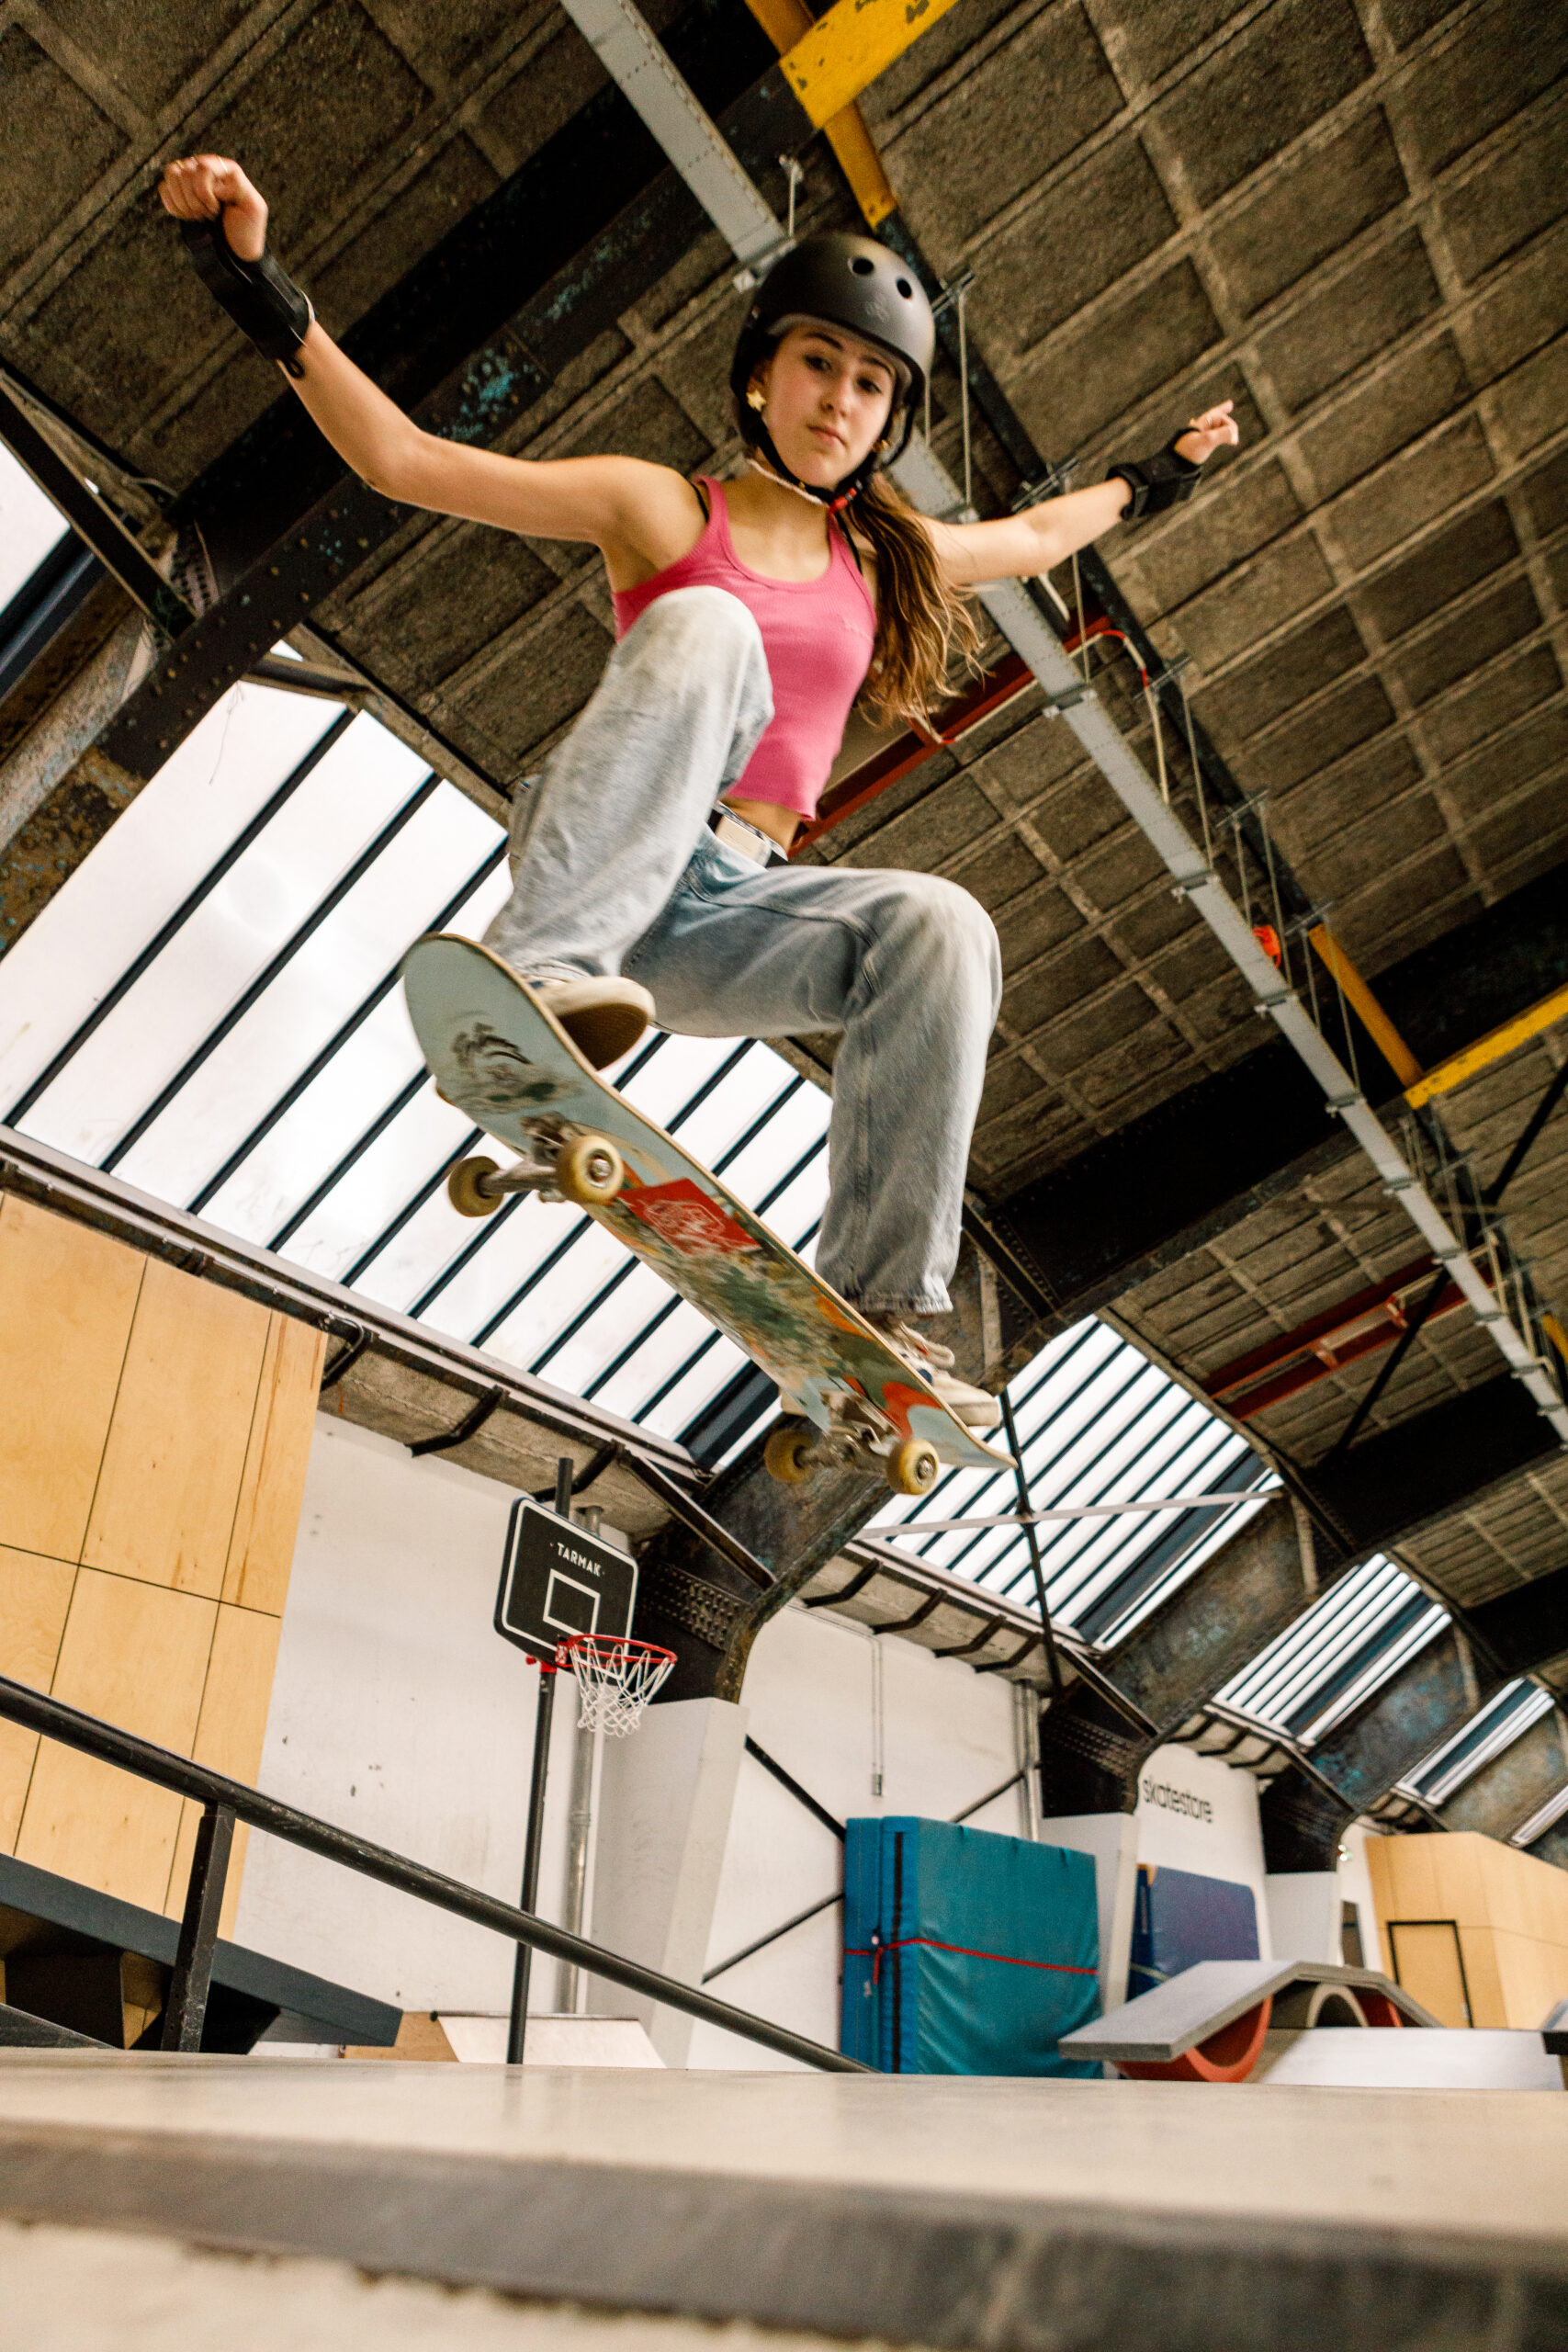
top-left (558, 1634), bottom-right (676, 1737)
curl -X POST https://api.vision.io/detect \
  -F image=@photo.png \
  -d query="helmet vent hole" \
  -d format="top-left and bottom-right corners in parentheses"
top-left (896, 277), bottom-right (912, 297)
top-left (851, 254), bottom-right (874, 275)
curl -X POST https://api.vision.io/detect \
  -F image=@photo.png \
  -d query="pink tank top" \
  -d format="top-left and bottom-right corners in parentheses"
top-left (612, 478), bottom-right (876, 822)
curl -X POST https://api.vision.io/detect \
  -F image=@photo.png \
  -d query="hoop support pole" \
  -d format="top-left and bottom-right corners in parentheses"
top-left (507, 1457), bottom-right (572, 2063)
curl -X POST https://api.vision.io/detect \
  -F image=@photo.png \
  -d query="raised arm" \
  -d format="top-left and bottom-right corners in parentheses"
top-left (158, 156), bottom-right (694, 559)
top-left (926, 402), bottom-right (1241, 587)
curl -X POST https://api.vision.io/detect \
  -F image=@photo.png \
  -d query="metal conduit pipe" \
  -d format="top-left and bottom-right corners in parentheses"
top-left (554, 0), bottom-right (1568, 1455)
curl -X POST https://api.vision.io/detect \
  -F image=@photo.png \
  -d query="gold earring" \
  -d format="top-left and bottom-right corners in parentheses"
top-left (747, 388), bottom-right (766, 412)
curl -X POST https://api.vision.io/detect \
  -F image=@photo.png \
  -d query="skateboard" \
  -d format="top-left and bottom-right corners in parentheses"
top-left (400, 935), bottom-right (1013, 1496)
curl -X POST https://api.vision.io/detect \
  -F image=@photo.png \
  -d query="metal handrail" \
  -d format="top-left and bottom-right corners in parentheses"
top-left (0, 1673), bottom-right (868, 2074)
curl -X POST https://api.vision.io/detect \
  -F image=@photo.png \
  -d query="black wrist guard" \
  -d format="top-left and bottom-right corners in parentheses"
top-left (180, 215), bottom-right (313, 378)
top-left (1105, 435), bottom-right (1203, 522)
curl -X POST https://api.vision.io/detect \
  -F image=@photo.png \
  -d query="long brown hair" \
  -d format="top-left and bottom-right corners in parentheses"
top-left (848, 472), bottom-right (982, 729)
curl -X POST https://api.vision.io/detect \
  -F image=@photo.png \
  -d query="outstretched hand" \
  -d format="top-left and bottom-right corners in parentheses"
top-left (1173, 400), bottom-right (1240, 468)
top-left (159, 154), bottom-right (267, 262)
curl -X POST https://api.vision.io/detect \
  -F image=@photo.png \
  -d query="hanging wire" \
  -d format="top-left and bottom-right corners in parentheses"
top-left (1322, 926), bottom-right (1360, 1092)
top-left (1303, 922), bottom-right (1325, 1039)
top-left (1482, 1216), bottom-right (1514, 1345)
top-left (1258, 796), bottom-right (1292, 989)
top-left (1144, 678), bottom-right (1169, 805)
top-left (1069, 548), bottom-right (1090, 682)
top-left (1448, 1128), bottom-right (1476, 1261)
top-left (1231, 813), bottom-right (1253, 930)
top-left (956, 285), bottom-right (973, 512)
top-left (1180, 679), bottom-right (1213, 873)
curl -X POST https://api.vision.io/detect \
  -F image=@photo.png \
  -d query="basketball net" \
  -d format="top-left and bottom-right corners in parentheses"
top-left (558, 1634), bottom-right (675, 1737)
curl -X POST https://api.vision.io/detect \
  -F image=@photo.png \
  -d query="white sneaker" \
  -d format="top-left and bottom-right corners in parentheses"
top-left (531, 976), bottom-right (654, 1069)
top-left (870, 1317), bottom-right (1003, 1431)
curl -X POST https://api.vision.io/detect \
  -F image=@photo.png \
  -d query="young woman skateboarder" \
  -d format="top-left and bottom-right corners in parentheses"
top-left (160, 155), bottom-right (1238, 1430)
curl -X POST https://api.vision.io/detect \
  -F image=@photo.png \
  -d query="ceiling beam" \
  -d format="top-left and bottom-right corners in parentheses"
top-left (776, 0), bottom-right (965, 129)
top-left (1036, 1372), bottom-right (1566, 1823)
top-left (1201, 1256), bottom-right (1470, 1423)
top-left (975, 856), bottom-right (1568, 1329)
top-left (1440, 1708), bottom-right (1568, 1843)
top-left (1305, 1374), bottom-right (1561, 1560)
top-left (1037, 1494), bottom-right (1325, 1818)
top-left (1261, 1570), bottom-right (1568, 1873)
top-left (1466, 1567), bottom-right (1568, 1685)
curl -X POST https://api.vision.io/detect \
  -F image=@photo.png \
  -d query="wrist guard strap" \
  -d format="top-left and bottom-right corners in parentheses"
top-left (1105, 435), bottom-right (1203, 523)
top-left (180, 216), bottom-right (313, 379)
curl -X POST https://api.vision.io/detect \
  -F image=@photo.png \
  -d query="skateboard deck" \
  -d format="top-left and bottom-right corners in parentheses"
top-left (401, 934), bottom-right (1010, 1475)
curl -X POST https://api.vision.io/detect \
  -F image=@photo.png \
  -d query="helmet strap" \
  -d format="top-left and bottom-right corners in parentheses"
top-left (746, 413), bottom-right (877, 514)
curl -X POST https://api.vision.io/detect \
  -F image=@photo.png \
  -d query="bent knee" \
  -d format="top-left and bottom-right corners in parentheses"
top-left (886, 874), bottom-right (999, 967)
top-left (624, 584), bottom-right (764, 671)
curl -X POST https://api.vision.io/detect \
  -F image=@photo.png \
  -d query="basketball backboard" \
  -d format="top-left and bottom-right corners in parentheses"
top-left (495, 1498), bottom-right (638, 1665)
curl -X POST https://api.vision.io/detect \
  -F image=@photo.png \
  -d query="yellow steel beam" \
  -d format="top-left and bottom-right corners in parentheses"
top-left (1544, 1313), bottom-right (1568, 1373)
top-left (1404, 981), bottom-right (1568, 1109)
top-left (778, 0), bottom-right (964, 133)
top-left (1308, 925), bottom-right (1424, 1090)
top-left (746, 0), bottom-right (897, 224)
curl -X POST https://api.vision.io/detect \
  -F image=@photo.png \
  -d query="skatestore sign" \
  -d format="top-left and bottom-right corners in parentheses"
top-left (1139, 1774), bottom-right (1214, 1825)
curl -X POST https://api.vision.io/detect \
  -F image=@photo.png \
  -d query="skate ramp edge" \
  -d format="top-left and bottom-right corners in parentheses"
top-left (1, 2060), bottom-right (1567, 2352)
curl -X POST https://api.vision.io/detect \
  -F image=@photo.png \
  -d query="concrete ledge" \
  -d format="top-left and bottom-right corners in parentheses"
top-left (1, 2062), bottom-right (1566, 2352)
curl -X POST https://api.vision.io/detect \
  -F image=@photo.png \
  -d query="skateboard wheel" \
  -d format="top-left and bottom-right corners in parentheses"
top-left (556, 1132), bottom-right (625, 1207)
top-left (885, 1439), bottom-right (941, 1497)
top-left (447, 1156), bottom-right (502, 1218)
top-left (765, 1422), bottom-right (817, 1484)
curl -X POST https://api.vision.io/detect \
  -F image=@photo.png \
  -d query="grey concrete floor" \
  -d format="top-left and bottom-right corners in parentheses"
top-left (2, 2054), bottom-right (1567, 2351)
top-left (0, 2052), bottom-right (1563, 2240)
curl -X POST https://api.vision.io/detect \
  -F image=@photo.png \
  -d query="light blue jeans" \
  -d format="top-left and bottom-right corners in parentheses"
top-left (483, 585), bottom-right (1000, 1314)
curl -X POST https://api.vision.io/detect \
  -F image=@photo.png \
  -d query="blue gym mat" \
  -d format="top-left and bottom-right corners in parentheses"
top-left (840, 1816), bottom-right (1100, 2075)
top-left (1126, 1861), bottom-right (1260, 1998)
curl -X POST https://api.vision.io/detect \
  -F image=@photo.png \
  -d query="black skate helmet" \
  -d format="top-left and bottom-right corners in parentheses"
top-left (729, 232), bottom-right (935, 509)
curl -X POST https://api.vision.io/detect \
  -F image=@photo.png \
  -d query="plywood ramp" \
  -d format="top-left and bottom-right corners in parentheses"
top-left (1368, 1829), bottom-right (1568, 2030)
top-left (0, 1195), bottom-right (324, 1938)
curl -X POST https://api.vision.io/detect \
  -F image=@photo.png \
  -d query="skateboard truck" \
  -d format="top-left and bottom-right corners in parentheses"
top-left (447, 1123), bottom-right (626, 1218)
top-left (766, 1413), bottom-right (943, 1498)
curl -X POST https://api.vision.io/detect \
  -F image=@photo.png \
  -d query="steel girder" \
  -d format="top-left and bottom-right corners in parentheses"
top-left (1036, 1496), bottom-right (1327, 1816)
top-left (1260, 1570), bottom-right (1568, 1871)
top-left (1466, 1567), bottom-right (1568, 1685)
top-left (976, 859), bottom-right (1568, 1331)
top-left (1306, 1374), bottom-right (1562, 1560)
top-left (1440, 1708), bottom-right (1568, 1842)
top-left (1259, 1631), bottom-right (1490, 1872)
top-left (1035, 1376), bottom-right (1565, 1823)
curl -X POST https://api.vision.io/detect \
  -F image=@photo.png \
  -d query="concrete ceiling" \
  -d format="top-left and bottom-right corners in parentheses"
top-left (2, 0), bottom-right (1565, 1690)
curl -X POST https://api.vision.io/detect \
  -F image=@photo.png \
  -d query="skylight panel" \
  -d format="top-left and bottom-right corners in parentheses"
top-left (863, 1313), bottom-right (1274, 1641)
top-left (1399, 1678), bottom-right (1552, 1806)
top-left (0, 686), bottom-right (342, 1116)
top-left (0, 443), bottom-right (68, 610)
top-left (1214, 1555), bottom-right (1447, 1746)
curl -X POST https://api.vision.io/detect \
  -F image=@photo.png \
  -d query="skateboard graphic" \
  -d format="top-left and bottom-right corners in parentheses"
top-left (400, 935), bottom-right (1013, 1495)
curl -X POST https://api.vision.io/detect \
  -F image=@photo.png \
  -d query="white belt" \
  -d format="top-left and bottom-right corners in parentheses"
top-left (708, 807), bottom-right (786, 866)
